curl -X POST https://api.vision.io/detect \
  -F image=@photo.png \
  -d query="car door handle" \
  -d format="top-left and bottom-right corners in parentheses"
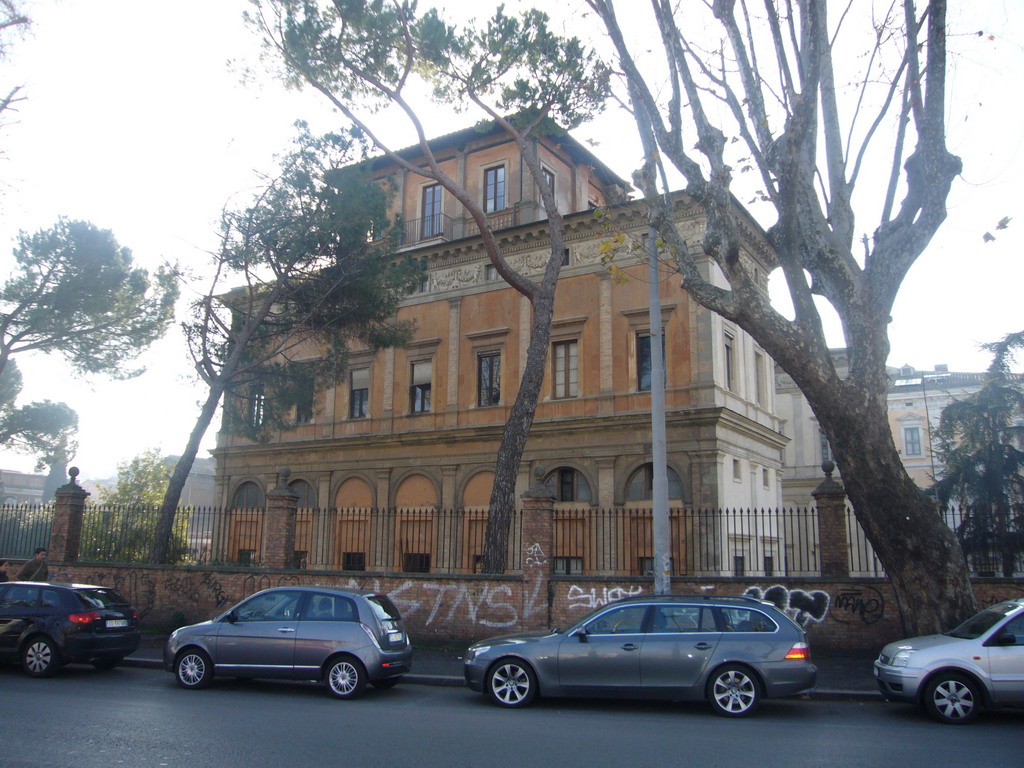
top-left (621, 643), bottom-right (639, 651)
top-left (277, 627), bottom-right (296, 633)
top-left (694, 642), bottom-right (712, 650)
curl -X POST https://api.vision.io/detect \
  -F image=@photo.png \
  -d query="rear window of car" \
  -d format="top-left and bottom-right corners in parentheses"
top-left (366, 594), bottom-right (402, 622)
top-left (0, 585), bottom-right (38, 608)
top-left (74, 588), bottom-right (129, 609)
top-left (718, 607), bottom-right (778, 632)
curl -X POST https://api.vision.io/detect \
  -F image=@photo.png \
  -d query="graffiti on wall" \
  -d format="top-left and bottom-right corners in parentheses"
top-left (830, 585), bottom-right (885, 625)
top-left (744, 585), bottom-right (830, 627)
top-left (566, 584), bottom-right (644, 611)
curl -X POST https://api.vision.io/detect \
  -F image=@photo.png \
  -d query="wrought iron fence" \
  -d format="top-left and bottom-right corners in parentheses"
top-left (0, 503), bottom-right (53, 559)
top-left (550, 507), bottom-right (820, 577)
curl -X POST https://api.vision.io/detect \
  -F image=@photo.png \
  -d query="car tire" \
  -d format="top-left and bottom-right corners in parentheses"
top-left (92, 657), bottom-right (124, 671)
top-left (486, 659), bottom-right (538, 708)
top-left (22, 636), bottom-right (62, 678)
top-left (707, 664), bottom-right (761, 717)
top-left (325, 656), bottom-right (367, 699)
top-left (175, 649), bottom-right (214, 690)
top-left (923, 672), bottom-right (981, 725)
top-left (372, 677), bottom-right (402, 690)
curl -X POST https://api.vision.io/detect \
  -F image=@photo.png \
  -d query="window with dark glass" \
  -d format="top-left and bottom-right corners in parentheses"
top-left (231, 481), bottom-right (265, 509)
top-left (477, 352), bottom-right (501, 406)
top-left (637, 332), bottom-right (666, 392)
top-left (349, 368), bottom-right (369, 419)
top-left (484, 165), bottom-right (505, 212)
top-left (294, 374), bottom-right (315, 425)
top-left (410, 360), bottom-right (432, 413)
top-left (545, 467), bottom-right (592, 502)
top-left (289, 479), bottom-right (316, 508)
top-left (724, 332), bottom-right (735, 391)
top-left (421, 184), bottom-right (442, 238)
top-left (552, 340), bottom-right (578, 399)
top-left (625, 463), bottom-right (683, 501)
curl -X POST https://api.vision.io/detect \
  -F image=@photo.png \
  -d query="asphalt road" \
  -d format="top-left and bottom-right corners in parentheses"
top-left (0, 664), bottom-right (1021, 768)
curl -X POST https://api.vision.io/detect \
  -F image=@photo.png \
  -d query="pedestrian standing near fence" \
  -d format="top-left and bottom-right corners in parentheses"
top-left (16, 548), bottom-right (48, 581)
top-left (0, 559), bottom-right (7, 581)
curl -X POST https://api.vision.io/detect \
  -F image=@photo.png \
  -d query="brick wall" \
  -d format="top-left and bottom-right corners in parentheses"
top-left (46, 562), bottom-right (1024, 650)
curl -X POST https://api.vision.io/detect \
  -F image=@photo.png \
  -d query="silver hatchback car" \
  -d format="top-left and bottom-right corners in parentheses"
top-left (164, 586), bottom-right (411, 699)
top-left (464, 595), bottom-right (816, 716)
top-left (874, 597), bottom-right (1024, 724)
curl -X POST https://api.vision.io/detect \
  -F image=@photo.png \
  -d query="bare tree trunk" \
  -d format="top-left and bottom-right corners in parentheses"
top-left (149, 381), bottom-right (226, 564)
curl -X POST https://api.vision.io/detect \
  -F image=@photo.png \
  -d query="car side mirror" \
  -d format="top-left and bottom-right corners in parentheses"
top-left (223, 609), bottom-right (238, 624)
top-left (571, 626), bottom-right (589, 643)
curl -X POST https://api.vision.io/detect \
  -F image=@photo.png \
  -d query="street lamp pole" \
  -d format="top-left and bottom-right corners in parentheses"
top-left (647, 228), bottom-right (670, 595)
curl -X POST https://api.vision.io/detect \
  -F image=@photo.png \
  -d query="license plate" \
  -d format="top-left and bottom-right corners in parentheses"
top-left (106, 619), bottom-right (128, 628)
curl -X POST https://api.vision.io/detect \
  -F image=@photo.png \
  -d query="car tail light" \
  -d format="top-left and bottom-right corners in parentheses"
top-left (69, 611), bottom-right (102, 624)
top-left (129, 609), bottom-right (139, 620)
top-left (785, 642), bottom-right (810, 660)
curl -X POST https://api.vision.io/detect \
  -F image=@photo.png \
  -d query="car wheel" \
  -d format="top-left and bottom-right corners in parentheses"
top-left (175, 649), bottom-right (213, 689)
top-left (22, 636), bottom-right (62, 678)
top-left (924, 673), bottom-right (981, 725)
top-left (486, 659), bottom-right (537, 708)
top-left (325, 656), bottom-right (367, 699)
top-left (708, 664), bottom-right (760, 717)
top-left (92, 657), bottom-right (124, 671)
top-left (372, 677), bottom-right (402, 690)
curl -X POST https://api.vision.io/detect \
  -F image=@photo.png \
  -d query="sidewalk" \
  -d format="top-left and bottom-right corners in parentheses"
top-left (129, 635), bottom-right (880, 698)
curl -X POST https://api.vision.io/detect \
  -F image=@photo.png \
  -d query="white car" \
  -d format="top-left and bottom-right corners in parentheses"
top-left (874, 597), bottom-right (1024, 724)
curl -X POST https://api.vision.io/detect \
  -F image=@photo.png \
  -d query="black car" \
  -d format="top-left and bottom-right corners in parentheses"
top-left (0, 581), bottom-right (141, 677)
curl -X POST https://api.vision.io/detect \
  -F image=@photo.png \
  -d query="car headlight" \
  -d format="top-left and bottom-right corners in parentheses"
top-left (466, 645), bottom-right (490, 662)
top-left (891, 649), bottom-right (915, 667)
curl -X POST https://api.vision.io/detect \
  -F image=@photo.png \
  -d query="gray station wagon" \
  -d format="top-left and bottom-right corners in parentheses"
top-left (164, 586), bottom-right (411, 699)
top-left (464, 594), bottom-right (816, 716)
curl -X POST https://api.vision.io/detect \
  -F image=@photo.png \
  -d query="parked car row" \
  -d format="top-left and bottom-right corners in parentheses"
top-left (3, 580), bottom-right (1022, 724)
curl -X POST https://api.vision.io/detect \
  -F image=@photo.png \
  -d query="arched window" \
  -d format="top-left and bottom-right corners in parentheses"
top-left (289, 479), bottom-right (317, 508)
top-left (231, 481), bottom-right (265, 509)
top-left (544, 467), bottom-right (592, 503)
top-left (625, 463), bottom-right (683, 501)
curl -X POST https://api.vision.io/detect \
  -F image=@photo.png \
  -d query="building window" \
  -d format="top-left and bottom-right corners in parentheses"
top-left (410, 360), bottom-right (432, 413)
top-left (553, 556), bottom-right (583, 576)
top-left (342, 552), bottom-right (366, 571)
top-left (545, 467), bottom-right (592, 502)
top-left (421, 184), bottom-right (442, 238)
top-left (762, 468), bottom-right (770, 489)
top-left (294, 374), bottom-right (315, 425)
top-left (289, 479), bottom-right (317, 508)
top-left (484, 165), bottom-right (505, 213)
top-left (625, 463), bottom-right (683, 501)
top-left (904, 426), bottom-right (923, 457)
top-left (637, 332), bottom-right (666, 392)
top-left (561, 247), bottom-right (570, 266)
top-left (552, 340), bottom-right (578, 399)
top-left (724, 332), bottom-right (735, 391)
top-left (540, 168), bottom-right (555, 210)
top-left (349, 369), bottom-right (369, 419)
top-left (732, 458), bottom-right (742, 482)
top-left (477, 352), bottom-right (501, 407)
top-left (754, 351), bottom-right (766, 406)
top-left (231, 481), bottom-right (265, 509)
top-left (819, 430), bottom-right (832, 463)
top-left (403, 552), bottom-right (431, 573)
top-left (484, 263), bottom-right (497, 281)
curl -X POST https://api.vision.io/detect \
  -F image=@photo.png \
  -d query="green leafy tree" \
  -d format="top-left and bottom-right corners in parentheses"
top-left (96, 448), bottom-right (172, 507)
top-left (0, 359), bottom-right (77, 469)
top-left (0, 219), bottom-right (178, 380)
top-left (247, 0), bottom-right (609, 572)
top-left (150, 125), bottom-right (421, 563)
top-left (588, 0), bottom-right (977, 632)
top-left (933, 332), bottom-right (1024, 576)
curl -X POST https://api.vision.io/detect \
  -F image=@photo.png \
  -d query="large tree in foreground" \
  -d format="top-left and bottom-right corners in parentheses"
top-left (150, 127), bottom-right (420, 563)
top-left (248, 0), bottom-right (609, 572)
top-left (590, 0), bottom-right (974, 633)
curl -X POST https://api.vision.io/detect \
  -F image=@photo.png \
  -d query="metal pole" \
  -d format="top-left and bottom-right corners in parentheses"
top-left (647, 228), bottom-right (670, 594)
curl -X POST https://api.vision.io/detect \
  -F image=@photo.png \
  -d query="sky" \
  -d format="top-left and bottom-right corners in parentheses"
top-left (0, 0), bottom-right (1021, 481)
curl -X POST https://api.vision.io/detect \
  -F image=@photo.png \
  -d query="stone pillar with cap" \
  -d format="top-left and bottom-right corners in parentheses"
top-left (49, 467), bottom-right (90, 563)
top-left (520, 464), bottom-right (555, 631)
top-left (263, 468), bottom-right (299, 569)
top-left (813, 461), bottom-right (849, 578)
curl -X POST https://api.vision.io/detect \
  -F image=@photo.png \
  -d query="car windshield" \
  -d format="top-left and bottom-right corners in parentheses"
top-left (74, 588), bottom-right (129, 609)
top-left (946, 604), bottom-right (1016, 639)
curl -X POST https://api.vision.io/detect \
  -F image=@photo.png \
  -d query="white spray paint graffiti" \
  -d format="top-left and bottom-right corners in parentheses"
top-left (566, 584), bottom-right (644, 610)
top-left (525, 542), bottom-right (548, 569)
top-left (348, 578), bottom-right (520, 629)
